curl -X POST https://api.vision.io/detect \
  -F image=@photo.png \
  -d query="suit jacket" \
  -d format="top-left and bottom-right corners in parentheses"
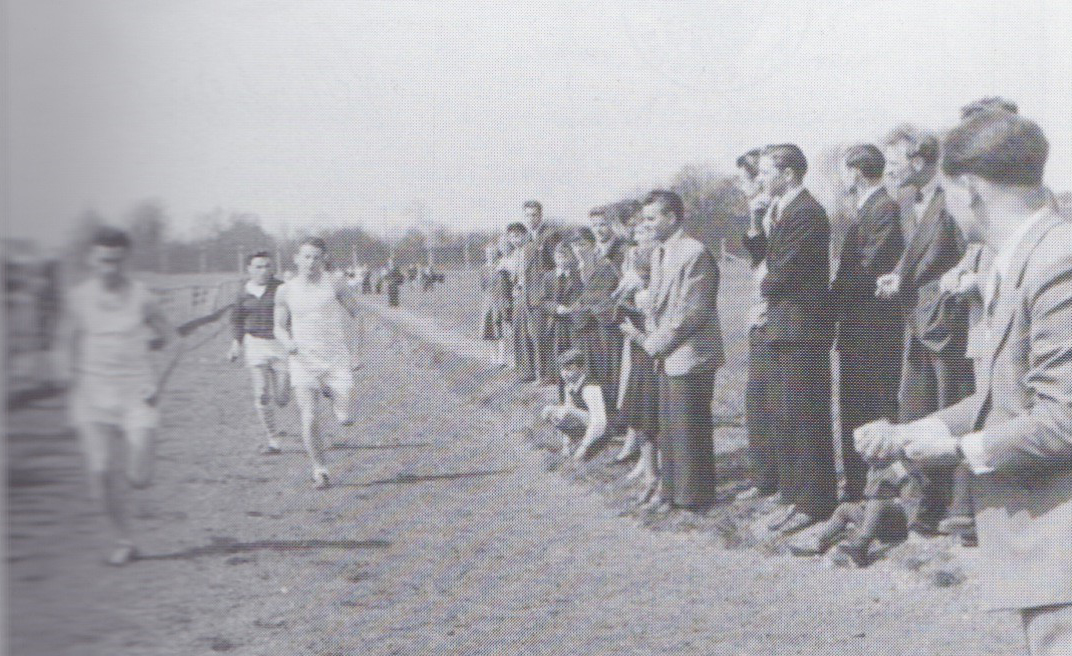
top-left (521, 224), bottom-right (562, 308)
top-left (645, 229), bottom-right (724, 376)
top-left (571, 258), bottom-right (621, 329)
top-left (892, 187), bottom-right (968, 352)
top-left (935, 211), bottom-right (1072, 610)
top-left (743, 188), bottom-right (831, 345)
top-left (538, 269), bottom-right (584, 316)
top-left (596, 236), bottom-right (628, 271)
top-left (831, 188), bottom-right (905, 347)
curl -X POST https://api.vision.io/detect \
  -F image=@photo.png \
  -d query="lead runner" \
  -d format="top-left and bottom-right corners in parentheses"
top-left (55, 226), bottom-right (176, 566)
top-left (273, 236), bottom-right (362, 489)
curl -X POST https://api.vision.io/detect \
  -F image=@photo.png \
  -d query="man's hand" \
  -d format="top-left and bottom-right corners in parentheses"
top-left (227, 341), bottom-right (242, 363)
top-left (854, 419), bottom-right (904, 465)
top-left (619, 322), bottom-right (643, 344)
top-left (902, 421), bottom-right (960, 466)
top-left (875, 273), bottom-right (901, 298)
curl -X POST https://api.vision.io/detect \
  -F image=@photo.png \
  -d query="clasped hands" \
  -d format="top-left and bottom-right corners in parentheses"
top-left (854, 418), bottom-right (961, 467)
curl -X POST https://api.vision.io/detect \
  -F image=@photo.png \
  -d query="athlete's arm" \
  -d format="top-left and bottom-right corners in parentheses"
top-left (336, 280), bottom-right (361, 319)
top-left (52, 296), bottom-right (81, 389)
top-left (144, 293), bottom-right (176, 351)
top-left (273, 286), bottom-right (297, 353)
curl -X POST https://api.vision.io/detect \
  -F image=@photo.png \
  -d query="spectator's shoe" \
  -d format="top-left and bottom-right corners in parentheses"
top-left (766, 504), bottom-right (797, 532)
top-left (836, 540), bottom-right (871, 567)
top-left (736, 486), bottom-right (762, 501)
top-left (106, 540), bottom-right (138, 567)
top-left (788, 534), bottom-right (835, 557)
top-left (259, 443), bottom-right (282, 456)
top-left (779, 512), bottom-right (819, 536)
top-left (908, 518), bottom-right (941, 537)
top-left (937, 515), bottom-right (975, 537)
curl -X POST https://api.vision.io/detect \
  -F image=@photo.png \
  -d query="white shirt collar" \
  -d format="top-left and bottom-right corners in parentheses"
top-left (856, 184), bottom-right (883, 210)
top-left (245, 280), bottom-right (268, 298)
top-left (775, 185), bottom-right (807, 215)
top-left (986, 206), bottom-right (1054, 305)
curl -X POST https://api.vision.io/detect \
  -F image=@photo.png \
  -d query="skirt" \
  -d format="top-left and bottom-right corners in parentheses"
top-left (621, 342), bottom-right (658, 437)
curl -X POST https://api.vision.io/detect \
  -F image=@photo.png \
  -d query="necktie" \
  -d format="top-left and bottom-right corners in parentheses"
top-left (986, 269), bottom-right (1002, 323)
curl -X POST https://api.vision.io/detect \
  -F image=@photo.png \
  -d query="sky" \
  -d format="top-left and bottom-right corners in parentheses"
top-left (5, 0), bottom-right (1072, 246)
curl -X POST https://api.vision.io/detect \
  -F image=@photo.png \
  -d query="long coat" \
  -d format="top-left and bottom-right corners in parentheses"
top-left (935, 211), bottom-right (1072, 611)
top-left (537, 268), bottom-right (583, 357)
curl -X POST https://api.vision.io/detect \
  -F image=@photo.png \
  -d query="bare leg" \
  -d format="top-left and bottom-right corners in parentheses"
top-left (78, 423), bottom-right (137, 564)
top-left (615, 427), bottom-right (641, 463)
top-left (250, 366), bottom-right (281, 450)
top-left (294, 386), bottom-right (329, 487)
top-left (272, 362), bottom-right (291, 408)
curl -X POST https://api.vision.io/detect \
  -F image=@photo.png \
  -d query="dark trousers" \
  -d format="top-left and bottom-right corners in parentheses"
top-left (575, 322), bottom-right (623, 409)
top-left (515, 303), bottom-right (550, 383)
top-left (838, 336), bottom-right (902, 500)
top-left (770, 341), bottom-right (838, 520)
top-left (657, 367), bottom-right (716, 510)
top-left (899, 336), bottom-right (975, 526)
top-left (746, 325), bottom-right (778, 495)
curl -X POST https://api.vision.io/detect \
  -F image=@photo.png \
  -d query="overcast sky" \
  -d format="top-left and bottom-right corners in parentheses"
top-left (5, 0), bottom-right (1072, 245)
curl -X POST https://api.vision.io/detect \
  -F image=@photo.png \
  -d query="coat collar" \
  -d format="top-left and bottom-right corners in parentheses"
top-left (985, 208), bottom-right (1066, 372)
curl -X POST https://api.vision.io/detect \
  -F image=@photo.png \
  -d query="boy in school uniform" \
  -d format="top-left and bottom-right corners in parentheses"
top-left (539, 241), bottom-right (584, 358)
top-left (540, 348), bottom-right (608, 461)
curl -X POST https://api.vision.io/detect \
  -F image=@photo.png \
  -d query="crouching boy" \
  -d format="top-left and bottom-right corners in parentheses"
top-left (540, 348), bottom-right (607, 461)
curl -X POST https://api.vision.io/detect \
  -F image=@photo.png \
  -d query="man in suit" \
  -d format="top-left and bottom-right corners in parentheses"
top-left (746, 143), bottom-right (838, 534)
top-left (857, 111), bottom-right (1072, 655)
top-left (876, 131), bottom-right (974, 533)
top-left (831, 145), bottom-right (905, 501)
top-left (590, 207), bottom-right (628, 271)
top-left (515, 200), bottom-right (561, 384)
top-left (736, 148), bottom-right (778, 501)
top-left (622, 189), bottom-right (723, 511)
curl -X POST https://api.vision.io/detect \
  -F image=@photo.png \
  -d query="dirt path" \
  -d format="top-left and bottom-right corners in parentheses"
top-left (7, 299), bottom-right (1023, 655)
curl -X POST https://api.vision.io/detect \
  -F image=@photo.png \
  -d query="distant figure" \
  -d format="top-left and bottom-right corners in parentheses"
top-left (228, 251), bottom-right (289, 455)
top-left (55, 226), bottom-right (175, 566)
top-left (384, 262), bottom-right (404, 307)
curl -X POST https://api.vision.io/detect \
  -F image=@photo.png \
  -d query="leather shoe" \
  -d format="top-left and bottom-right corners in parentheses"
top-left (778, 511), bottom-right (819, 536)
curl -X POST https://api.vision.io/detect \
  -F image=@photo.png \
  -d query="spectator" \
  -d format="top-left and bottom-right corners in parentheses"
top-left (541, 347), bottom-right (608, 461)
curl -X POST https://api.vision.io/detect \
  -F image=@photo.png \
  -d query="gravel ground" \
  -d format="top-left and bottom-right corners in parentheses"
top-left (6, 279), bottom-right (1025, 655)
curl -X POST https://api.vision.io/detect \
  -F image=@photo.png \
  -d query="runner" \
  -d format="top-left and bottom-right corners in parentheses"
top-left (228, 251), bottom-right (289, 455)
top-left (273, 236), bottom-right (362, 489)
top-left (54, 226), bottom-right (175, 566)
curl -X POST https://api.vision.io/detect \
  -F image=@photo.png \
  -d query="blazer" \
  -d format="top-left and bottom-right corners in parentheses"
top-left (831, 188), bottom-right (905, 345)
top-left (521, 224), bottom-right (562, 308)
top-left (571, 258), bottom-right (621, 329)
top-left (935, 211), bottom-right (1072, 611)
top-left (892, 187), bottom-right (968, 352)
top-left (644, 229), bottom-right (724, 376)
top-left (743, 188), bottom-right (832, 345)
top-left (538, 269), bottom-right (584, 316)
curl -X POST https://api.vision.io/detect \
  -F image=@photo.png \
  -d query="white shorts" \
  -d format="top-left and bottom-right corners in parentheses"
top-left (244, 335), bottom-right (286, 368)
top-left (70, 376), bottom-right (160, 432)
top-left (289, 354), bottom-right (354, 398)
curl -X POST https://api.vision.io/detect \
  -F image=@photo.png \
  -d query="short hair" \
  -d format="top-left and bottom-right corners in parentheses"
top-left (761, 144), bottom-right (808, 180)
top-left (522, 200), bottom-right (542, 213)
top-left (961, 96), bottom-right (1019, 120)
top-left (735, 148), bottom-right (762, 180)
top-left (553, 239), bottom-right (577, 256)
top-left (588, 206), bottom-right (606, 218)
top-left (557, 347), bottom-right (586, 368)
top-left (642, 189), bottom-right (685, 221)
top-left (246, 250), bottom-right (271, 266)
top-left (884, 125), bottom-right (939, 165)
top-left (90, 226), bottom-right (132, 250)
top-left (298, 236), bottom-right (328, 253)
top-left (573, 227), bottom-right (596, 244)
top-left (506, 221), bottom-right (528, 234)
top-left (844, 144), bottom-right (886, 179)
top-left (942, 111), bottom-right (1048, 187)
